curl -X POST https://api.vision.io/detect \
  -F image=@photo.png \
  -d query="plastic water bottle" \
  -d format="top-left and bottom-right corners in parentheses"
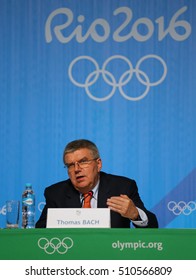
top-left (22, 183), bottom-right (35, 228)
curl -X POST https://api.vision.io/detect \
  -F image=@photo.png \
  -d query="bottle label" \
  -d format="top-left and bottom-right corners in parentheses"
top-left (22, 198), bottom-right (34, 206)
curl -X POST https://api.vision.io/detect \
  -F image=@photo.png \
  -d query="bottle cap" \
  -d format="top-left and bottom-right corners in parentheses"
top-left (25, 183), bottom-right (32, 187)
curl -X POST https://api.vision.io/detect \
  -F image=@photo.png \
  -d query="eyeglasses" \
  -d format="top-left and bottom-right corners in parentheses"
top-left (64, 158), bottom-right (98, 171)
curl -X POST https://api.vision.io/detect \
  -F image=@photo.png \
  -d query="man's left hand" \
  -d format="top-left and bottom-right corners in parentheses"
top-left (107, 194), bottom-right (139, 220)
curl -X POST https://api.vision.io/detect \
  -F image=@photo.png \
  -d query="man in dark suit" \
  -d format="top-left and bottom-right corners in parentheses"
top-left (36, 139), bottom-right (158, 228)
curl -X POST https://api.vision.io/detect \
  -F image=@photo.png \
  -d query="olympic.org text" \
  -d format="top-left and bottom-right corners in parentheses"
top-left (112, 240), bottom-right (163, 251)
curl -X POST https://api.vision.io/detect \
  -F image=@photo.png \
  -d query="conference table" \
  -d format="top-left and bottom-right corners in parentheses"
top-left (0, 228), bottom-right (195, 260)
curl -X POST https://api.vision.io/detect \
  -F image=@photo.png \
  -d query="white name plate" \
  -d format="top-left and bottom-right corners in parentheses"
top-left (46, 208), bottom-right (111, 228)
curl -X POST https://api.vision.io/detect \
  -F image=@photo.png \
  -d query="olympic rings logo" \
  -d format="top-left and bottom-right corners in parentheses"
top-left (38, 237), bottom-right (74, 254)
top-left (167, 201), bottom-right (196, 215)
top-left (38, 201), bottom-right (46, 212)
top-left (68, 54), bottom-right (167, 101)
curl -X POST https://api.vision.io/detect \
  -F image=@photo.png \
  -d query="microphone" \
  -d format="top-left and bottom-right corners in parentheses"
top-left (87, 191), bottom-right (93, 197)
top-left (82, 191), bottom-right (93, 199)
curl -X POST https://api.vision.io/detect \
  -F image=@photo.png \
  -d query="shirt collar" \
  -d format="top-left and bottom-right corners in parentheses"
top-left (80, 179), bottom-right (100, 201)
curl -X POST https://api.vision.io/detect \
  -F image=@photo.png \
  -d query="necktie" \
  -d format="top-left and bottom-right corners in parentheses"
top-left (83, 191), bottom-right (93, 208)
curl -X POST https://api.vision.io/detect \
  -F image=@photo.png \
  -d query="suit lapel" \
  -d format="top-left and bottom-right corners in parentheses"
top-left (97, 173), bottom-right (111, 208)
top-left (63, 182), bottom-right (81, 208)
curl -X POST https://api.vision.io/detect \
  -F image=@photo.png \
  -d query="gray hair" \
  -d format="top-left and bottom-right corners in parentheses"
top-left (63, 139), bottom-right (100, 164)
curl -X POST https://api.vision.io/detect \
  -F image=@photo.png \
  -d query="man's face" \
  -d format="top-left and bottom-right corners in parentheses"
top-left (64, 148), bottom-right (102, 193)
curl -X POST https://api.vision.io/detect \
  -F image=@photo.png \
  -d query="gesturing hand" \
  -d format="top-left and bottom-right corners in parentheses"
top-left (107, 194), bottom-right (139, 220)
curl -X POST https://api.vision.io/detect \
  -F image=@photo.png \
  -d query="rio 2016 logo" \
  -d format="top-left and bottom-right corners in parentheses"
top-left (45, 6), bottom-right (191, 43)
top-left (44, 5), bottom-right (191, 102)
